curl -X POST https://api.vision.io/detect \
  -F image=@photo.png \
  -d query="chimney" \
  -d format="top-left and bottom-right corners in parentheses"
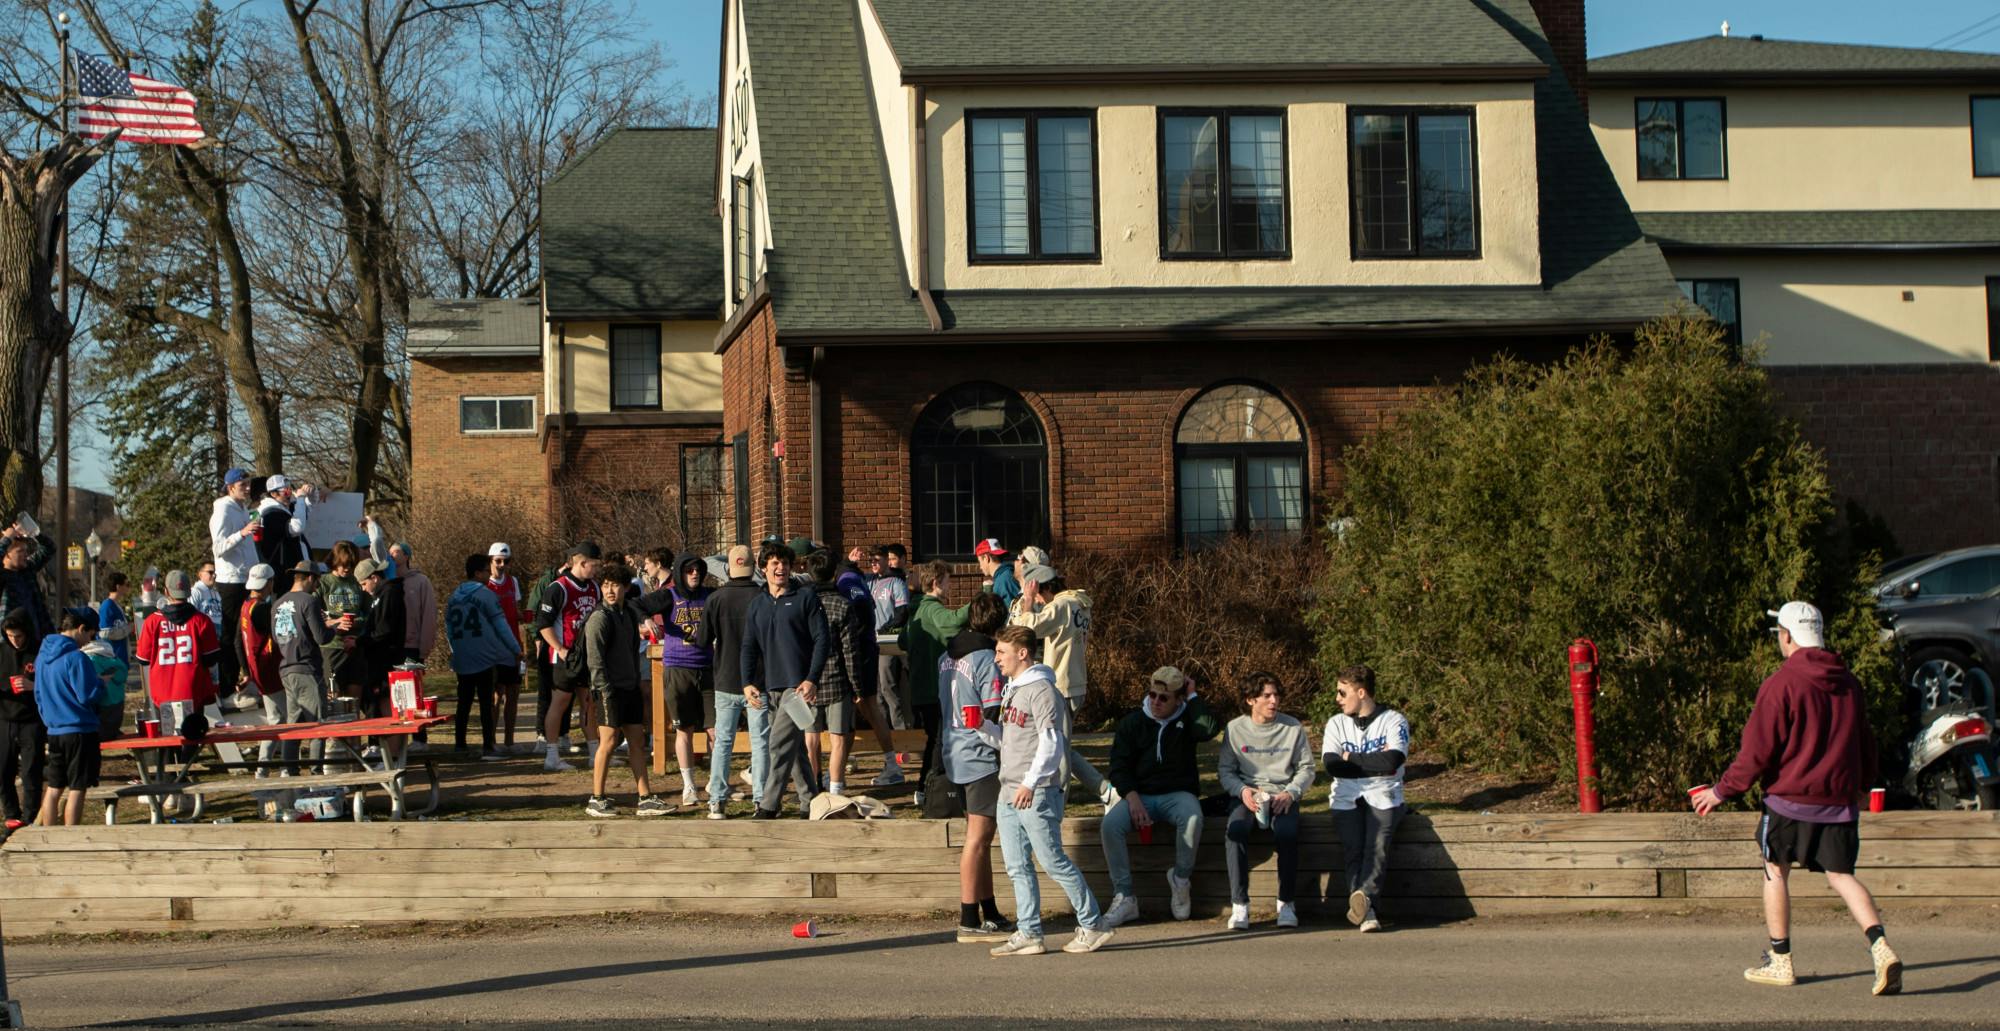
top-left (1528, 0), bottom-right (1589, 114)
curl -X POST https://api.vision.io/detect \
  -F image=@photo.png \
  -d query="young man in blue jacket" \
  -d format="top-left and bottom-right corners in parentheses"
top-left (36, 608), bottom-right (103, 827)
top-left (742, 542), bottom-right (828, 819)
top-left (446, 553), bottom-right (522, 759)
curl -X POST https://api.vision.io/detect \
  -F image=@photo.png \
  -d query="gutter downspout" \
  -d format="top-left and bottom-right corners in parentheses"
top-left (809, 346), bottom-right (826, 544)
top-left (912, 84), bottom-right (943, 331)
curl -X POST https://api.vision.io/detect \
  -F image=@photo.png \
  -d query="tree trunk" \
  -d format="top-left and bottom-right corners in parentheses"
top-left (176, 149), bottom-right (282, 471)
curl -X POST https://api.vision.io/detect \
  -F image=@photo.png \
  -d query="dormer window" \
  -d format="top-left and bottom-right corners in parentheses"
top-left (1159, 109), bottom-right (1289, 260)
top-left (967, 110), bottom-right (1099, 262)
top-left (1635, 98), bottom-right (1726, 180)
top-left (1351, 108), bottom-right (1479, 258)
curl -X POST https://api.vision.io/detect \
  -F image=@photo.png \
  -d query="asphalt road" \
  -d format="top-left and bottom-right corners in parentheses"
top-left (6, 912), bottom-right (1997, 1028)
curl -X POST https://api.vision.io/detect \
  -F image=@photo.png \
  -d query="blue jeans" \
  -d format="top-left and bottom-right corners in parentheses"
top-left (708, 692), bottom-right (769, 807)
top-left (1101, 790), bottom-right (1204, 897)
top-left (996, 784), bottom-right (1102, 938)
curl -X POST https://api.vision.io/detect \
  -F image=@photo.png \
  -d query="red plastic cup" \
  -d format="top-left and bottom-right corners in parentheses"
top-left (1138, 823), bottom-right (1154, 846)
top-left (141, 719), bottom-right (162, 739)
top-left (961, 704), bottom-right (980, 729)
top-left (1869, 787), bottom-right (1886, 813)
top-left (7, 675), bottom-right (21, 694)
top-left (1687, 783), bottom-right (1710, 798)
top-left (791, 919), bottom-right (817, 939)
top-left (419, 697), bottom-right (439, 718)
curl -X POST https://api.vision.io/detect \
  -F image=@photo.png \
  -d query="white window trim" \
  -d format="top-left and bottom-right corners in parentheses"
top-left (460, 394), bottom-right (537, 435)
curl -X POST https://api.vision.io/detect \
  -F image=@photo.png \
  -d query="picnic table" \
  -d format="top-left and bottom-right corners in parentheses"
top-left (95, 714), bottom-right (450, 825)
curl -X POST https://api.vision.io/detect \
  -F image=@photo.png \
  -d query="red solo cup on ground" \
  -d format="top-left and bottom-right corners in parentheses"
top-left (1869, 787), bottom-right (1886, 813)
top-left (1138, 823), bottom-right (1154, 846)
top-left (792, 919), bottom-right (817, 939)
top-left (960, 704), bottom-right (980, 729)
top-left (141, 719), bottom-right (162, 739)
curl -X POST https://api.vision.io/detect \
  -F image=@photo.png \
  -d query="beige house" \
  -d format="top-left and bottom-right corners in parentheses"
top-left (1591, 36), bottom-right (2000, 551)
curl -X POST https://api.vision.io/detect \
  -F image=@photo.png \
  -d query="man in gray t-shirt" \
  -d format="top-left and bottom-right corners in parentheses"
top-left (271, 562), bottom-right (334, 772)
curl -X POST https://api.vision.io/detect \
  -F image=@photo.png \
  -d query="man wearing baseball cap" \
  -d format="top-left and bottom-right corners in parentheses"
top-left (974, 539), bottom-right (1019, 608)
top-left (1098, 664), bottom-right (1221, 928)
top-left (1691, 601), bottom-right (1900, 995)
top-left (484, 543), bottom-right (530, 753)
top-left (208, 468), bottom-right (259, 700)
top-left (254, 474), bottom-right (314, 573)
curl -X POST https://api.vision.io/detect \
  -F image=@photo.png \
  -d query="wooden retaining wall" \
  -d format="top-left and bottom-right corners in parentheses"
top-left (3, 812), bottom-right (1995, 937)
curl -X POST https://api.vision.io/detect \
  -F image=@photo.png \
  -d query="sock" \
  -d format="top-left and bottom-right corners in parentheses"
top-left (1769, 937), bottom-right (1791, 956)
top-left (960, 903), bottom-right (981, 928)
top-left (1865, 924), bottom-right (1885, 945)
top-left (829, 782), bottom-right (845, 796)
top-left (980, 896), bottom-right (1004, 923)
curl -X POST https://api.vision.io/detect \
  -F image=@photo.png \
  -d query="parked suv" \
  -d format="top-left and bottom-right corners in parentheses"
top-left (1882, 587), bottom-right (2000, 713)
top-left (1874, 546), bottom-right (2000, 612)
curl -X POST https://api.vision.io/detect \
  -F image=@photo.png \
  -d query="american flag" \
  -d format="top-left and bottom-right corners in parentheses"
top-left (73, 52), bottom-right (206, 145)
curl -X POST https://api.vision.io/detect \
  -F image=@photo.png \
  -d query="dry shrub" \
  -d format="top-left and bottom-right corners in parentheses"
top-left (1065, 536), bottom-right (1327, 728)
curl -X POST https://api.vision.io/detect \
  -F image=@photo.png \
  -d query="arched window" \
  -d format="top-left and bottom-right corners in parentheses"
top-left (912, 383), bottom-right (1049, 560)
top-left (1175, 382), bottom-right (1307, 548)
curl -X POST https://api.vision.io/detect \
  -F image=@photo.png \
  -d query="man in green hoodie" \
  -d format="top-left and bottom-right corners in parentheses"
top-left (898, 560), bottom-right (966, 805)
top-left (1099, 665), bottom-right (1222, 928)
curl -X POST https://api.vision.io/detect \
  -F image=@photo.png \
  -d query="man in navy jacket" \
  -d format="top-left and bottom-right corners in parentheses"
top-left (742, 543), bottom-right (827, 819)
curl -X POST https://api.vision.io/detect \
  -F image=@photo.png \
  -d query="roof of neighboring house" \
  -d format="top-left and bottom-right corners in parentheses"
top-left (738, 0), bottom-right (1675, 343)
top-left (868, 0), bottom-right (1545, 83)
top-left (1591, 36), bottom-right (2000, 86)
top-left (542, 127), bottom-right (723, 320)
top-left (1636, 210), bottom-right (2000, 252)
top-left (407, 297), bottom-right (543, 357)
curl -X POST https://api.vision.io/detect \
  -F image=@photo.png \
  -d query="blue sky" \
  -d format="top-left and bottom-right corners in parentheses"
top-left (639, 0), bottom-right (2000, 99)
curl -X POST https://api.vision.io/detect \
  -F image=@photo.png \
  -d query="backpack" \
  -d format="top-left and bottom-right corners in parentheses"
top-left (921, 756), bottom-right (965, 819)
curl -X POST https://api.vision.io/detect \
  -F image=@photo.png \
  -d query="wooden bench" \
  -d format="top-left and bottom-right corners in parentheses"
top-left (86, 759), bottom-right (440, 825)
top-left (688, 728), bottom-right (930, 758)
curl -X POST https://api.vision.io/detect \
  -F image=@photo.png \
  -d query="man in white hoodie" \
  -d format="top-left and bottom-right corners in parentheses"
top-left (208, 468), bottom-right (260, 701)
top-left (988, 625), bottom-right (1112, 958)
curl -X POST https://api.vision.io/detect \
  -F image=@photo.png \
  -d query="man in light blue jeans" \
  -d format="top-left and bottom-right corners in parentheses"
top-left (709, 690), bottom-right (768, 811)
top-left (694, 546), bottom-right (764, 819)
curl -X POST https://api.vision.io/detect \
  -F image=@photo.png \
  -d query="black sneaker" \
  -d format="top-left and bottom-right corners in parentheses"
top-left (751, 808), bottom-right (779, 820)
top-left (957, 918), bottom-right (1015, 943)
top-left (585, 796), bottom-right (616, 818)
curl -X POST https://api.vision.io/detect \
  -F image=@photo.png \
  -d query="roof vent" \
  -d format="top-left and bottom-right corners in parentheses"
top-left (1751, 34), bottom-right (1764, 41)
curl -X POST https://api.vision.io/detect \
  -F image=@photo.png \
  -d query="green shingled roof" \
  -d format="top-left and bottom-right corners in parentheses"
top-left (1636, 210), bottom-right (2000, 251)
top-left (542, 128), bottom-right (723, 319)
top-left (740, 0), bottom-right (931, 334)
top-left (741, 0), bottom-right (1675, 341)
top-left (1591, 36), bottom-right (2000, 83)
top-left (869, 0), bottom-right (1542, 78)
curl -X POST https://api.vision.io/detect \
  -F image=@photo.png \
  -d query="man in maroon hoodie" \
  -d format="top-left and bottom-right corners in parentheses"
top-left (1691, 601), bottom-right (1900, 996)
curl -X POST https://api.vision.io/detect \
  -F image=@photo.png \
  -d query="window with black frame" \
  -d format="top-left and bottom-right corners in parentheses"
top-left (732, 174), bottom-right (757, 301)
top-left (911, 383), bottom-right (1048, 561)
top-left (610, 325), bottom-right (662, 409)
top-left (1350, 109), bottom-right (1479, 258)
top-left (1635, 98), bottom-right (1726, 180)
top-left (967, 111), bottom-right (1098, 261)
top-left (1159, 110), bottom-right (1287, 258)
top-left (1976, 98), bottom-right (2000, 177)
top-left (1175, 383), bottom-right (1307, 548)
top-left (1677, 278), bottom-right (1741, 346)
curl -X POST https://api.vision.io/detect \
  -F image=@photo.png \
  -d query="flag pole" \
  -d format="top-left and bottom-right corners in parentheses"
top-left (54, 11), bottom-right (71, 612)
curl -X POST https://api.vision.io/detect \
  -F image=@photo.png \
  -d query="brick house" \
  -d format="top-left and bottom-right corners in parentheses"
top-left (714, 0), bottom-right (1677, 561)
top-left (1589, 36), bottom-right (2000, 552)
top-left (408, 297), bottom-right (546, 529)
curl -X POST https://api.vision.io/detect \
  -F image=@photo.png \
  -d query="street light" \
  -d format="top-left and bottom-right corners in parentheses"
top-left (85, 530), bottom-right (101, 604)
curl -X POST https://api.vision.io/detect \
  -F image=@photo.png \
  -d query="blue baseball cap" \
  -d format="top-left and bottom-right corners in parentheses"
top-left (223, 468), bottom-right (249, 487)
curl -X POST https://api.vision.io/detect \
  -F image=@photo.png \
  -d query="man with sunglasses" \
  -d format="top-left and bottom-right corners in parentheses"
top-left (1098, 665), bottom-right (1221, 928)
top-left (485, 544), bottom-right (529, 753)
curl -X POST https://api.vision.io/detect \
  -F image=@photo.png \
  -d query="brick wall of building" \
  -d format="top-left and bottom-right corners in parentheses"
top-left (409, 355), bottom-right (544, 525)
top-left (1768, 364), bottom-right (2000, 554)
top-left (544, 420), bottom-right (725, 549)
top-left (721, 301), bottom-right (818, 545)
top-left (1529, 0), bottom-right (1588, 112)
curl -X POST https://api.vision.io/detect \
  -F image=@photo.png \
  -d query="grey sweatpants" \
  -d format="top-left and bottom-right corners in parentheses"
top-left (280, 670), bottom-right (327, 773)
top-left (755, 688), bottom-right (820, 815)
top-left (1334, 802), bottom-right (1404, 902)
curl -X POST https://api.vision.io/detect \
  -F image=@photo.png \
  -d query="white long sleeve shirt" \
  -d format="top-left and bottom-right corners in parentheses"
top-left (209, 496), bottom-right (258, 583)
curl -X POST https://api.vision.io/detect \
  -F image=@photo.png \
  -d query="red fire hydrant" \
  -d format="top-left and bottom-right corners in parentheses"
top-left (1569, 638), bottom-right (1602, 813)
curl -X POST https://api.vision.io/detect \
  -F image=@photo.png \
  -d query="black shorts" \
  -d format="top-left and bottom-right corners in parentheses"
top-left (961, 773), bottom-right (1000, 819)
top-left (1759, 808), bottom-right (1860, 875)
top-left (45, 732), bottom-right (101, 791)
top-left (494, 661), bottom-right (522, 687)
top-left (664, 667), bottom-right (714, 730)
top-left (593, 687), bottom-right (646, 729)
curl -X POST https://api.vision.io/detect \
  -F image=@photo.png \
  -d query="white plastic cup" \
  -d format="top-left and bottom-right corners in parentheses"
top-left (1254, 790), bottom-right (1272, 829)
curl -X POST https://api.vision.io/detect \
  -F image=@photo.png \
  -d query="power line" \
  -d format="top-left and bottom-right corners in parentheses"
top-left (1929, 10), bottom-right (2000, 49)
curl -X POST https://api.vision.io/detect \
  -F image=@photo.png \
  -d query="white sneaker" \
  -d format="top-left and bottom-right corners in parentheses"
top-left (741, 770), bottom-right (757, 790)
top-left (543, 749), bottom-right (575, 773)
top-left (479, 753), bottom-right (506, 762)
top-left (989, 931), bottom-right (1046, 957)
top-left (1101, 894), bottom-right (1140, 928)
top-left (1227, 903), bottom-right (1250, 931)
top-left (914, 790), bottom-right (927, 808)
top-left (1167, 871), bottom-right (1192, 921)
top-left (1347, 889), bottom-right (1370, 926)
top-left (1358, 906), bottom-right (1381, 933)
top-left (1062, 926), bottom-right (1114, 954)
top-left (706, 805), bottom-right (726, 821)
top-left (680, 785), bottom-right (701, 809)
top-left (1276, 901), bottom-right (1299, 928)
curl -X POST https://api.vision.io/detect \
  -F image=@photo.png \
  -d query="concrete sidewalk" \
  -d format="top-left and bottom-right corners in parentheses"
top-left (6, 912), bottom-right (1996, 1028)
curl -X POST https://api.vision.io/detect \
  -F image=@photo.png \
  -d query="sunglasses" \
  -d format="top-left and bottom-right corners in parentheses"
top-left (1146, 690), bottom-right (1179, 703)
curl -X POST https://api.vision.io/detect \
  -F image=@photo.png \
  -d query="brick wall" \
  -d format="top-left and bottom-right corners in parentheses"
top-left (721, 302), bottom-right (817, 545)
top-left (801, 335), bottom-right (1578, 559)
top-left (1529, 0), bottom-right (1588, 112)
top-left (544, 421), bottom-right (725, 550)
top-left (1768, 364), bottom-right (2000, 554)
top-left (409, 355), bottom-right (544, 526)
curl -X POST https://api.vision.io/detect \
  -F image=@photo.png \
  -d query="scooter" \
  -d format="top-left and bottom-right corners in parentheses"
top-left (1902, 669), bottom-right (2000, 810)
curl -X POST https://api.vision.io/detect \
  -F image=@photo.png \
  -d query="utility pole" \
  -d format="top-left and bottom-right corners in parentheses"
top-left (54, 11), bottom-right (72, 609)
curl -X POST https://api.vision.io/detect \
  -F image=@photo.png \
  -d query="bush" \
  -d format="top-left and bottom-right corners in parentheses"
top-left (1307, 315), bottom-right (1896, 807)
top-left (1067, 536), bottom-right (1326, 728)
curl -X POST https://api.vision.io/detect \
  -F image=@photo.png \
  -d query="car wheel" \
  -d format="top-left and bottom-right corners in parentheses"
top-left (1907, 646), bottom-right (1976, 711)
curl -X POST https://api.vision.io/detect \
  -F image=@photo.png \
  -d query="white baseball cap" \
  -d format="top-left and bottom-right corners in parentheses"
top-left (1017, 545), bottom-right (1049, 566)
top-left (1768, 601), bottom-right (1825, 648)
top-left (266, 473), bottom-right (290, 491)
top-left (488, 542), bottom-right (511, 558)
top-left (245, 564), bottom-right (275, 590)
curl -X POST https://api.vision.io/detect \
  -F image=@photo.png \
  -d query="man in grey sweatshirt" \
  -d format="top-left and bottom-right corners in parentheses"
top-left (988, 625), bottom-right (1112, 957)
top-left (1216, 671), bottom-right (1316, 931)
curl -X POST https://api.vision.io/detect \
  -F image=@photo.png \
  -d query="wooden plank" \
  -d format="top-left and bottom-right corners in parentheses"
top-left (178, 895), bottom-right (961, 924)
top-left (0, 871), bottom-right (811, 901)
top-left (1688, 868), bottom-right (2000, 898)
top-left (327, 846), bottom-right (968, 875)
top-left (0, 849), bottom-right (335, 878)
top-left (688, 729), bottom-right (929, 755)
top-left (1, 819), bottom-right (950, 851)
top-left (0, 897), bottom-right (173, 922)
top-left (820, 867), bottom-right (1657, 901)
